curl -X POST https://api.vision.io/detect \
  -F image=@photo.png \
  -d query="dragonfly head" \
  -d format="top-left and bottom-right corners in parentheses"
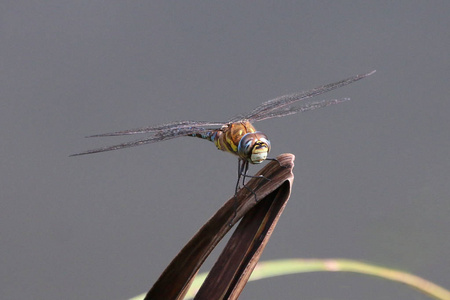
top-left (238, 132), bottom-right (271, 164)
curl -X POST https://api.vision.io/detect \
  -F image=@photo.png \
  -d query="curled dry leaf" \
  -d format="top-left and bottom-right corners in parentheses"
top-left (145, 153), bottom-right (295, 300)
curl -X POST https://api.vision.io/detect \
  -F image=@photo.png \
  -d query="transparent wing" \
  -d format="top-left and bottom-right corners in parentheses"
top-left (249, 98), bottom-right (350, 122)
top-left (231, 70), bottom-right (375, 123)
top-left (86, 120), bottom-right (226, 137)
top-left (71, 121), bottom-right (224, 156)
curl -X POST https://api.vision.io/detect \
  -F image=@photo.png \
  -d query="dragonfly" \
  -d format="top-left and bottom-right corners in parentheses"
top-left (72, 70), bottom-right (375, 196)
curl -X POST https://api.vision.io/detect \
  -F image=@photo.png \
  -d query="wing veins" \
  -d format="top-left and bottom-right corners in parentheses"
top-left (249, 98), bottom-right (350, 122)
top-left (87, 120), bottom-right (225, 137)
top-left (71, 127), bottom-right (217, 156)
top-left (240, 70), bottom-right (375, 122)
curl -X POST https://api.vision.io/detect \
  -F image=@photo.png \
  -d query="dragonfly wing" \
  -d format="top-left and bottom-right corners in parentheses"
top-left (71, 135), bottom-right (175, 156)
top-left (71, 125), bottom-right (219, 156)
top-left (249, 98), bottom-right (350, 122)
top-left (240, 70), bottom-right (375, 122)
top-left (87, 120), bottom-right (226, 137)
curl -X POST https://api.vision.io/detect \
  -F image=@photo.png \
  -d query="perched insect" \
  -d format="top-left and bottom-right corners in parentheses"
top-left (72, 70), bottom-right (375, 195)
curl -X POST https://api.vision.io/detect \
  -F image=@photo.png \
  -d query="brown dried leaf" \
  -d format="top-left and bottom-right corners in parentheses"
top-left (145, 153), bottom-right (295, 300)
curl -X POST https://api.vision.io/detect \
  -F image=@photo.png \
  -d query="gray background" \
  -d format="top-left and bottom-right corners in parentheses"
top-left (1, 1), bottom-right (449, 299)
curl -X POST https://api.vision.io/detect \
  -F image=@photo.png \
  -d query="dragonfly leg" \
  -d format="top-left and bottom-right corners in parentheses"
top-left (231, 159), bottom-right (256, 225)
top-left (241, 159), bottom-right (271, 183)
top-left (230, 158), bottom-right (274, 226)
top-left (241, 167), bottom-right (271, 185)
top-left (236, 159), bottom-right (258, 200)
top-left (230, 159), bottom-right (248, 226)
top-left (234, 158), bottom-right (246, 196)
top-left (238, 159), bottom-right (271, 202)
top-left (266, 157), bottom-right (288, 170)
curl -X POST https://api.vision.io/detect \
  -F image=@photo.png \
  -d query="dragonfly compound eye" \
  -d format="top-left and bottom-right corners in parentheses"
top-left (237, 132), bottom-right (271, 164)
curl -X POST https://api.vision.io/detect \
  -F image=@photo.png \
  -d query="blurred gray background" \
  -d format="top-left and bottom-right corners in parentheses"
top-left (1, 1), bottom-right (449, 299)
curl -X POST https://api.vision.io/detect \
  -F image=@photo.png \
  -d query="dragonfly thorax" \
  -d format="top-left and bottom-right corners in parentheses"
top-left (237, 132), bottom-right (271, 164)
top-left (210, 121), bottom-right (271, 164)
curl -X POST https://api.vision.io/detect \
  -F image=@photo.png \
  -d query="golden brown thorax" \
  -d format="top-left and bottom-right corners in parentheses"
top-left (213, 121), bottom-right (256, 156)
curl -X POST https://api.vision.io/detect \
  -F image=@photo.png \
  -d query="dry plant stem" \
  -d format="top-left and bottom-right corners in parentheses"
top-left (145, 154), bottom-right (295, 300)
top-left (195, 180), bottom-right (292, 299)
